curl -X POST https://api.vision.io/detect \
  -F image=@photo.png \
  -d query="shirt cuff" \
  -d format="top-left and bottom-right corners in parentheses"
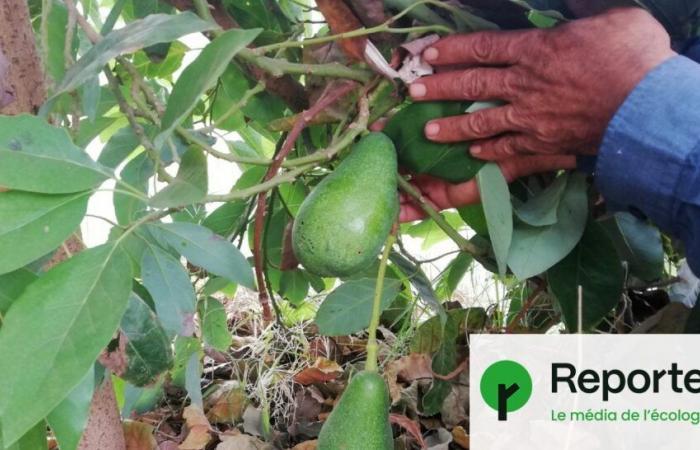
top-left (595, 55), bottom-right (700, 234)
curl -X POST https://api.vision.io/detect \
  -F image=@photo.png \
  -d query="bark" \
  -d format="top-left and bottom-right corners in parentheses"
top-left (0, 0), bottom-right (45, 114)
top-left (77, 377), bottom-right (126, 450)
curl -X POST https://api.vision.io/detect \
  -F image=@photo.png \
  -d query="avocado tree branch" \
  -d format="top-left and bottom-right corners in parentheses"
top-left (253, 81), bottom-right (359, 321)
top-left (398, 176), bottom-right (487, 257)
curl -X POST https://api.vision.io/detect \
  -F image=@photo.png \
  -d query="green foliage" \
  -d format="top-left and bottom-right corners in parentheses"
top-left (548, 220), bottom-right (625, 331)
top-left (0, 0), bottom-right (682, 438)
top-left (384, 101), bottom-right (484, 183)
top-left (49, 12), bottom-right (215, 100)
top-left (315, 278), bottom-right (401, 336)
top-left (507, 173), bottom-right (588, 280)
top-left (477, 163), bottom-right (512, 275)
top-left (0, 116), bottom-right (107, 193)
top-left (156, 28), bottom-right (261, 146)
top-left (0, 245), bottom-right (131, 445)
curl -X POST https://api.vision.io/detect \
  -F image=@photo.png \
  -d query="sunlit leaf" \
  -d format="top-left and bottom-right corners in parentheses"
top-left (477, 163), bottom-right (512, 276)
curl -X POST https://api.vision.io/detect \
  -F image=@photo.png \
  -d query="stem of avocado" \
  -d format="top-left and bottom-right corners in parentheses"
top-left (365, 229), bottom-right (397, 373)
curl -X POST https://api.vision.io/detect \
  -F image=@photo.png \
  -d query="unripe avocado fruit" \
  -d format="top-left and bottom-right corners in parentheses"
top-left (292, 132), bottom-right (399, 277)
top-left (318, 371), bottom-right (394, 450)
top-left (383, 101), bottom-right (484, 183)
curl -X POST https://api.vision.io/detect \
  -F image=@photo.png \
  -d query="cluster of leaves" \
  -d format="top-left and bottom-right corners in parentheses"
top-left (0, 0), bottom-right (687, 448)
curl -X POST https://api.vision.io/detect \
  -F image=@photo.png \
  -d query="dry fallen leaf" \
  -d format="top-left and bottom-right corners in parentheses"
top-left (215, 433), bottom-right (273, 450)
top-left (390, 414), bottom-right (427, 449)
top-left (385, 353), bottom-right (433, 403)
top-left (291, 440), bottom-right (317, 450)
top-left (179, 406), bottom-right (212, 450)
top-left (124, 421), bottom-right (158, 450)
top-left (451, 426), bottom-right (470, 449)
top-left (205, 381), bottom-right (249, 424)
top-left (294, 358), bottom-right (343, 385)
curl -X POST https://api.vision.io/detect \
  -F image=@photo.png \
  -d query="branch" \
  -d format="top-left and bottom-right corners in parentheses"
top-left (397, 176), bottom-right (486, 257)
top-left (505, 280), bottom-right (547, 334)
top-left (253, 81), bottom-right (358, 321)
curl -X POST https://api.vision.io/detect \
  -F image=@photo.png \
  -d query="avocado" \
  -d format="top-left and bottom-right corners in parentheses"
top-left (383, 101), bottom-right (484, 183)
top-left (292, 133), bottom-right (398, 277)
top-left (318, 371), bottom-right (394, 450)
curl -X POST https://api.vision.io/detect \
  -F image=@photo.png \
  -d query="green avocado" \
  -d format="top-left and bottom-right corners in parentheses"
top-left (292, 132), bottom-right (398, 277)
top-left (318, 371), bottom-right (394, 450)
top-left (383, 101), bottom-right (484, 183)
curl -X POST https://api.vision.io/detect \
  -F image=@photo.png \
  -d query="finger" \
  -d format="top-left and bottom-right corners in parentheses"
top-left (422, 31), bottom-right (534, 66)
top-left (469, 134), bottom-right (542, 161)
top-left (425, 106), bottom-right (520, 142)
top-left (409, 68), bottom-right (516, 102)
top-left (399, 203), bottom-right (427, 222)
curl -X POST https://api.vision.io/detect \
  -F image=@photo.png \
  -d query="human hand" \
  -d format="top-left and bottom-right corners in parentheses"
top-left (399, 155), bottom-right (576, 222)
top-left (408, 8), bottom-right (675, 161)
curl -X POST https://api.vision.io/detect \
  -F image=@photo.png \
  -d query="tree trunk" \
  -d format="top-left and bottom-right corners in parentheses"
top-left (0, 0), bottom-right (45, 115)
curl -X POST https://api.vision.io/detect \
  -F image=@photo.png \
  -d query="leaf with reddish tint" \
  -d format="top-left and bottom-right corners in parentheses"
top-left (315, 0), bottom-right (367, 60)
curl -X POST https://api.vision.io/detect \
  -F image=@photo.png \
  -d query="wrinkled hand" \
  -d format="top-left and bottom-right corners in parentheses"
top-left (408, 8), bottom-right (675, 161)
top-left (399, 155), bottom-right (576, 222)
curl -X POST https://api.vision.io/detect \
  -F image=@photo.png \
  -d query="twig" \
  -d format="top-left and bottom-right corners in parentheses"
top-left (505, 280), bottom-right (547, 334)
top-left (397, 176), bottom-right (486, 257)
top-left (253, 81), bottom-right (358, 321)
top-left (432, 358), bottom-right (468, 381)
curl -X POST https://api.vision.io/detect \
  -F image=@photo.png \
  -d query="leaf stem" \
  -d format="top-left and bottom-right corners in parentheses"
top-left (397, 176), bottom-right (487, 257)
top-left (366, 230), bottom-right (397, 373)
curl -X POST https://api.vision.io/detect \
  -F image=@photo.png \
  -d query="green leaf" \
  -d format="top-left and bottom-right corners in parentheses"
top-left (435, 252), bottom-right (473, 300)
top-left (120, 294), bottom-right (174, 386)
top-left (43, 0), bottom-right (73, 84)
top-left (0, 191), bottom-right (88, 275)
top-left (277, 182), bottom-right (306, 218)
top-left (315, 278), bottom-right (401, 336)
top-left (0, 269), bottom-right (38, 322)
top-left (411, 308), bottom-right (486, 354)
top-left (548, 219), bottom-right (624, 331)
top-left (202, 166), bottom-right (265, 236)
top-left (50, 13), bottom-right (216, 101)
top-left (114, 153), bottom-right (153, 225)
top-left (477, 163), bottom-right (512, 276)
top-left (46, 367), bottom-right (95, 450)
top-left (150, 222), bottom-right (254, 288)
top-left (150, 147), bottom-right (208, 208)
top-left (0, 244), bottom-right (132, 446)
top-left (279, 269), bottom-right (309, 306)
top-left (390, 252), bottom-right (446, 324)
top-left (404, 212), bottom-right (464, 250)
top-left (384, 102), bottom-right (483, 183)
top-left (98, 126), bottom-right (140, 169)
top-left (514, 174), bottom-right (567, 227)
top-left (507, 173), bottom-right (588, 280)
top-left (141, 244), bottom-right (197, 337)
top-left (170, 336), bottom-right (200, 389)
top-left (0, 115), bottom-right (107, 193)
top-left (1, 420), bottom-right (47, 450)
top-left (156, 28), bottom-right (262, 147)
top-left (601, 212), bottom-right (664, 283)
top-left (198, 297), bottom-right (232, 352)
top-left (457, 203), bottom-right (488, 236)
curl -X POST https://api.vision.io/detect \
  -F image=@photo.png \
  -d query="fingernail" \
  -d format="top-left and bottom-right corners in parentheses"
top-left (424, 47), bottom-right (439, 61)
top-left (410, 83), bottom-right (426, 98)
top-left (470, 145), bottom-right (482, 155)
top-left (425, 121), bottom-right (440, 137)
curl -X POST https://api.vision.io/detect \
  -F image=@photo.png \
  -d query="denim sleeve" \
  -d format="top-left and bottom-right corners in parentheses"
top-left (595, 55), bottom-right (700, 273)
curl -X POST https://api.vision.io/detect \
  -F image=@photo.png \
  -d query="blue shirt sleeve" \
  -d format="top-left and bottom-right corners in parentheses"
top-left (595, 55), bottom-right (700, 273)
